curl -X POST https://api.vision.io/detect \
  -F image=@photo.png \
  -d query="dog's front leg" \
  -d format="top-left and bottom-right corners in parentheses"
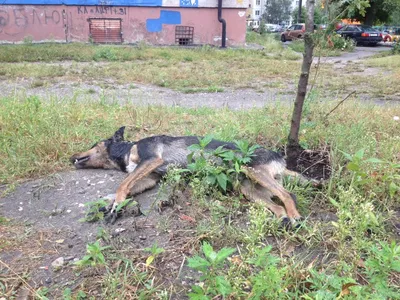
top-left (105, 158), bottom-right (164, 224)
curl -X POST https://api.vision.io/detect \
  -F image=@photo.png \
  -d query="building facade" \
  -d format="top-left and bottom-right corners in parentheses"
top-left (0, 0), bottom-right (248, 45)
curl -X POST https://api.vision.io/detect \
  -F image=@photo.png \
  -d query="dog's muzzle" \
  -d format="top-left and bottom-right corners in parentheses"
top-left (70, 155), bottom-right (90, 168)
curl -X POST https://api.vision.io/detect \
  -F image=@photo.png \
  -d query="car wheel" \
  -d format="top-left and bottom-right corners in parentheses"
top-left (281, 34), bottom-right (286, 42)
top-left (298, 35), bottom-right (302, 39)
top-left (351, 38), bottom-right (358, 46)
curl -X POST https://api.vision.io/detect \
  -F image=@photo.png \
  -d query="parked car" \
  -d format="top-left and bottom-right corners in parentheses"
top-left (264, 23), bottom-right (283, 33)
top-left (280, 24), bottom-right (305, 42)
top-left (336, 25), bottom-right (383, 46)
top-left (280, 24), bottom-right (320, 42)
top-left (391, 27), bottom-right (400, 42)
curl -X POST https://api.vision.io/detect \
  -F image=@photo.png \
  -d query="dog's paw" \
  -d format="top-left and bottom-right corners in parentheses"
top-left (104, 210), bottom-right (119, 224)
top-left (280, 217), bottom-right (292, 230)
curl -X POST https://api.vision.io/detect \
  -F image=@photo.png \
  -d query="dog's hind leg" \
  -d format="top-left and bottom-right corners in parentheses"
top-left (240, 179), bottom-right (288, 219)
top-left (245, 165), bottom-right (302, 224)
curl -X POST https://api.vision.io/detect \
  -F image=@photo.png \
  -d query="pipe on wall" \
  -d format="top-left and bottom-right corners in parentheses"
top-left (217, 0), bottom-right (226, 48)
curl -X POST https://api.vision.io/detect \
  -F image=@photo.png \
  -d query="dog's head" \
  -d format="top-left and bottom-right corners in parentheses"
top-left (70, 126), bottom-right (127, 169)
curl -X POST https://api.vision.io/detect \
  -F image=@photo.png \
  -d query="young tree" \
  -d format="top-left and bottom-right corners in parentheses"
top-left (262, 0), bottom-right (292, 24)
top-left (286, 0), bottom-right (372, 163)
top-left (287, 0), bottom-right (315, 163)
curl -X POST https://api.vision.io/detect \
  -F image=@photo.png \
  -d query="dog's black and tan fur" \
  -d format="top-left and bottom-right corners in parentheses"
top-left (71, 127), bottom-right (315, 225)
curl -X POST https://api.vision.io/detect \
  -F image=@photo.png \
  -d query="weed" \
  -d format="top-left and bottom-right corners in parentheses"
top-left (30, 80), bottom-right (45, 88)
top-left (75, 240), bottom-right (111, 267)
top-left (93, 47), bottom-right (118, 61)
top-left (81, 199), bottom-right (108, 222)
top-left (86, 88), bottom-right (96, 94)
top-left (187, 242), bottom-right (236, 298)
top-left (144, 243), bottom-right (165, 266)
top-left (185, 135), bottom-right (259, 192)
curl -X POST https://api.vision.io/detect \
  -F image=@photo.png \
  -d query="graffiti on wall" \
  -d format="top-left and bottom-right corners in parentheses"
top-left (3, 0), bottom-right (162, 6)
top-left (0, 8), bottom-right (62, 33)
top-left (77, 6), bottom-right (127, 15)
top-left (180, 0), bottom-right (198, 7)
top-left (146, 10), bottom-right (181, 32)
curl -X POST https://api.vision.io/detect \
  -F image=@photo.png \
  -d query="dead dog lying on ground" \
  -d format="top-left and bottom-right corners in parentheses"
top-left (70, 127), bottom-right (318, 225)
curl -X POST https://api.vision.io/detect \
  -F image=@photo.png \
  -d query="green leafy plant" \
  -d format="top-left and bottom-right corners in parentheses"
top-left (246, 246), bottom-right (288, 299)
top-left (186, 135), bottom-right (259, 192)
top-left (340, 149), bottom-right (400, 199)
top-left (363, 241), bottom-right (400, 298)
top-left (187, 242), bottom-right (236, 299)
top-left (144, 243), bottom-right (165, 266)
top-left (75, 240), bottom-right (110, 267)
top-left (81, 199), bottom-right (108, 222)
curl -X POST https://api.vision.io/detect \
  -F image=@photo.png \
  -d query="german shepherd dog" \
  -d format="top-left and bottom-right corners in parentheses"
top-left (70, 127), bottom-right (316, 225)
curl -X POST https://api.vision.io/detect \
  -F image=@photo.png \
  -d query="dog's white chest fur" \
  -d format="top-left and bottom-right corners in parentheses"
top-left (126, 161), bottom-right (138, 173)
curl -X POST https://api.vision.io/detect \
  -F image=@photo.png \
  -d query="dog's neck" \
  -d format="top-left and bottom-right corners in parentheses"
top-left (106, 141), bottom-right (135, 172)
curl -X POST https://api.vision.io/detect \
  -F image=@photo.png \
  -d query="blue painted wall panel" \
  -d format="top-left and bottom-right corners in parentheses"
top-left (2, 0), bottom-right (162, 6)
top-left (146, 10), bottom-right (181, 32)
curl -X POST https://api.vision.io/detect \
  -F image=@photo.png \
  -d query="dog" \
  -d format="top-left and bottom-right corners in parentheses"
top-left (70, 127), bottom-right (317, 225)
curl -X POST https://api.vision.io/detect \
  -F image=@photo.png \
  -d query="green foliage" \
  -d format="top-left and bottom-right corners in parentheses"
top-left (262, 0), bottom-right (292, 24)
top-left (246, 246), bottom-right (287, 299)
top-left (187, 242), bottom-right (236, 299)
top-left (392, 40), bottom-right (400, 55)
top-left (75, 240), bottom-right (110, 267)
top-left (259, 20), bottom-right (267, 35)
top-left (340, 149), bottom-right (400, 199)
top-left (81, 199), bottom-right (108, 222)
top-left (36, 287), bottom-right (49, 300)
top-left (291, 5), bottom-right (324, 24)
top-left (93, 47), bottom-right (118, 61)
top-left (144, 243), bottom-right (165, 266)
top-left (363, 241), bottom-right (400, 297)
top-left (185, 135), bottom-right (259, 192)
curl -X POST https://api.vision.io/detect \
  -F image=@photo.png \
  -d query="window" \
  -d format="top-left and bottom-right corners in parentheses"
top-left (255, 10), bottom-right (260, 16)
top-left (295, 1), bottom-right (299, 5)
top-left (256, 0), bottom-right (260, 5)
top-left (89, 18), bottom-right (123, 43)
top-left (175, 26), bottom-right (194, 45)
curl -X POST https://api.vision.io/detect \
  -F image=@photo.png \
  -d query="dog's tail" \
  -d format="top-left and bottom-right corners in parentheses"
top-left (283, 168), bottom-right (322, 186)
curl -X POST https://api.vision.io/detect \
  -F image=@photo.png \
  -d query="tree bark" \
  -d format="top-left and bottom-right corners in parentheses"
top-left (364, 1), bottom-right (377, 26)
top-left (287, 0), bottom-right (315, 164)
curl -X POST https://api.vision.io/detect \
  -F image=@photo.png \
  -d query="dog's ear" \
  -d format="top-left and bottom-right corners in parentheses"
top-left (112, 126), bottom-right (125, 142)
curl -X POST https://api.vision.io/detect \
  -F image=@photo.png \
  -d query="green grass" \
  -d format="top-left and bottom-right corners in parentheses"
top-left (0, 45), bottom-right (301, 90)
top-left (1, 94), bottom-right (399, 298)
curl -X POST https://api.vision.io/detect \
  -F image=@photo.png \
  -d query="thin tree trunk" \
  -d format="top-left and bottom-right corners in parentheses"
top-left (287, 0), bottom-right (315, 163)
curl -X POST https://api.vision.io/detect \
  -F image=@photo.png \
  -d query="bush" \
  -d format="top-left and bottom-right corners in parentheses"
top-left (392, 40), bottom-right (400, 55)
top-left (316, 32), bottom-right (355, 51)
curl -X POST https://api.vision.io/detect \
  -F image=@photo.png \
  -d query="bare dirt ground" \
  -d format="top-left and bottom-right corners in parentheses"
top-left (0, 45), bottom-right (397, 299)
